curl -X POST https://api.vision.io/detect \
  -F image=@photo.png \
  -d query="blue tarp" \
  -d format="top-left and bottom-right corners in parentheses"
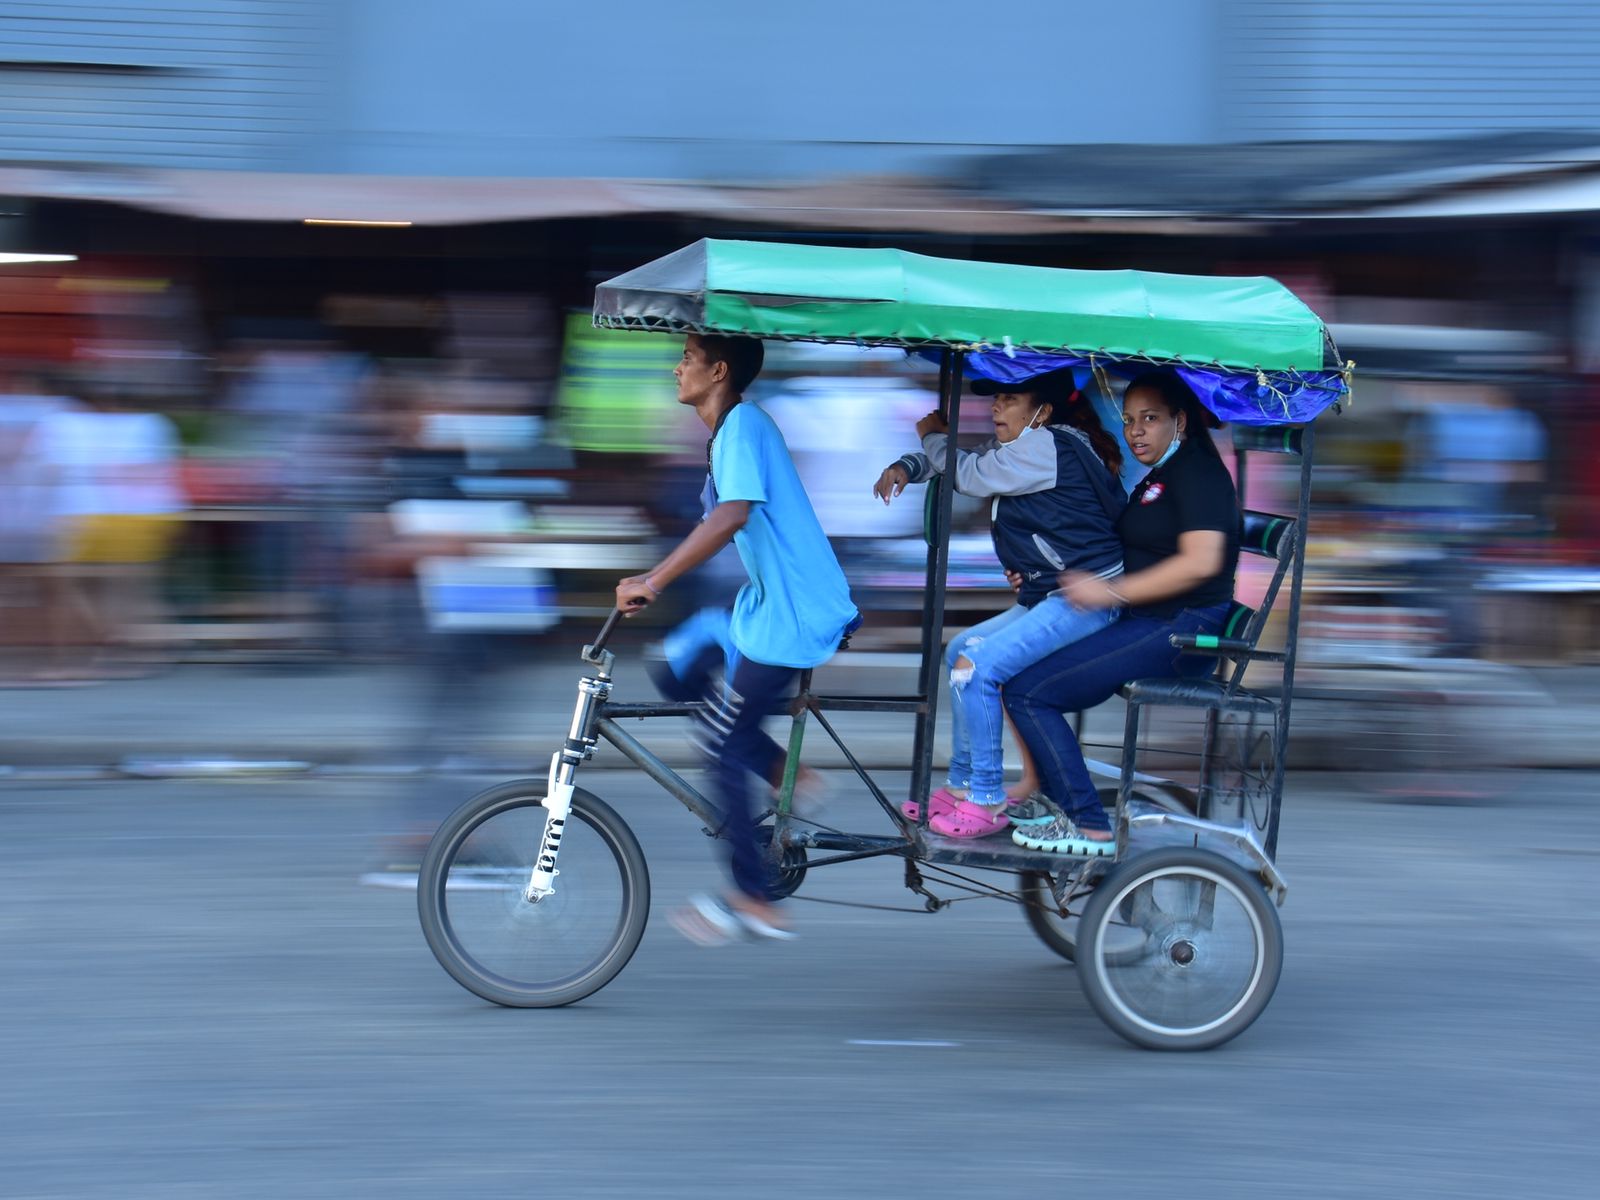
top-left (927, 348), bottom-right (1347, 427)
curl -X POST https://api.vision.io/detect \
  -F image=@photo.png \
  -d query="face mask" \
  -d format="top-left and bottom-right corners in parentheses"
top-left (997, 405), bottom-right (1046, 445)
top-left (1151, 430), bottom-right (1184, 469)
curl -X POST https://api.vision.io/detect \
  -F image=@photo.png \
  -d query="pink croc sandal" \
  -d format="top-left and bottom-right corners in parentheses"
top-left (901, 786), bottom-right (964, 822)
top-left (928, 799), bottom-right (1011, 839)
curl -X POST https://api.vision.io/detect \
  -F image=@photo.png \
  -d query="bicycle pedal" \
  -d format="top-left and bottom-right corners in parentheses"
top-left (1050, 861), bottom-right (1094, 908)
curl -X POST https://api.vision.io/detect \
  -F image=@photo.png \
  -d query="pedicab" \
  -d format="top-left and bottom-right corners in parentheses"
top-left (416, 239), bottom-right (1352, 1050)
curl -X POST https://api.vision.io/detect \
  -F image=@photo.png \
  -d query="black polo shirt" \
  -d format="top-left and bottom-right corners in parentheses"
top-left (1116, 439), bottom-right (1239, 618)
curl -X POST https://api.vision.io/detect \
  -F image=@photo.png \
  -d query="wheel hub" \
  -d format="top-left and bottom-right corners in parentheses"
top-left (1167, 937), bottom-right (1197, 967)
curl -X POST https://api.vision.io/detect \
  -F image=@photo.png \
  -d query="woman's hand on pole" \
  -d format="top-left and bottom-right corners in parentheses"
top-left (873, 464), bottom-right (910, 504)
top-left (915, 410), bottom-right (949, 439)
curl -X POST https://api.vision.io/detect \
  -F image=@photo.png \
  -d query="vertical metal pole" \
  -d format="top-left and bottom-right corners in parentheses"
top-left (1264, 423), bottom-right (1314, 860)
top-left (768, 668), bottom-right (810, 866)
top-left (1197, 708), bottom-right (1219, 820)
top-left (908, 348), bottom-right (963, 815)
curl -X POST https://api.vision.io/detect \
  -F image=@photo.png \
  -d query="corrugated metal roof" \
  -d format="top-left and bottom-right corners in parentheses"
top-left (1224, 1), bottom-right (1600, 139)
top-left (0, 0), bottom-right (326, 170)
top-left (950, 132), bottom-right (1600, 216)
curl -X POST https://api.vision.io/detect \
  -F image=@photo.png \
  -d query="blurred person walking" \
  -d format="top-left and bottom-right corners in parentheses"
top-left (1409, 385), bottom-right (1547, 656)
top-left (0, 377), bottom-right (82, 681)
top-left (617, 334), bottom-right (858, 944)
top-left (29, 392), bottom-right (185, 680)
top-left (356, 375), bottom-right (512, 886)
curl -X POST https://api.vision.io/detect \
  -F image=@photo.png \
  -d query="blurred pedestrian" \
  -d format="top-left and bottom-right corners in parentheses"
top-left (1409, 385), bottom-right (1548, 656)
top-left (30, 392), bottom-right (185, 680)
top-left (0, 377), bottom-right (80, 681)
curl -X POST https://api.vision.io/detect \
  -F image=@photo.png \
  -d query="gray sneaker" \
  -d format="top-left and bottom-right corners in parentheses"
top-left (1011, 814), bottom-right (1117, 857)
top-left (1006, 792), bottom-right (1066, 828)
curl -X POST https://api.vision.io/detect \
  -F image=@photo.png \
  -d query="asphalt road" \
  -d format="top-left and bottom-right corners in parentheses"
top-left (3, 769), bottom-right (1598, 1199)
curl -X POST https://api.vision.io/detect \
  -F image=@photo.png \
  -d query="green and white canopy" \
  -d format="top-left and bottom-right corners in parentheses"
top-left (593, 238), bottom-right (1338, 376)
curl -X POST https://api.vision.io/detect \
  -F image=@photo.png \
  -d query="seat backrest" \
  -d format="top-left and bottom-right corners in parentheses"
top-left (1219, 599), bottom-right (1255, 642)
top-left (1241, 511), bottom-right (1295, 561)
top-left (1207, 510), bottom-right (1299, 692)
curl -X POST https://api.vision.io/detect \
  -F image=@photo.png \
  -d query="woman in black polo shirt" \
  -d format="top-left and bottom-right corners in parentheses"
top-left (1002, 371), bottom-right (1238, 857)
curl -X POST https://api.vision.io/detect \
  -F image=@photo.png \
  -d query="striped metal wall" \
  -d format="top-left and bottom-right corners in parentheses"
top-left (1225, 0), bottom-right (1600, 139)
top-left (0, 0), bottom-right (328, 169)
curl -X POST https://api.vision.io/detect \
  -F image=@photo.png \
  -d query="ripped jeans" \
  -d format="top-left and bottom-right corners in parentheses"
top-left (944, 597), bottom-right (1119, 806)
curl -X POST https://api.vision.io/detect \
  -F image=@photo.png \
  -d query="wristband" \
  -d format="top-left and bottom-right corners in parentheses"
top-left (643, 575), bottom-right (663, 597)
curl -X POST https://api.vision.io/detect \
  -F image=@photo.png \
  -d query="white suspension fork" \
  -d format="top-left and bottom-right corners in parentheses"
top-left (523, 752), bottom-right (574, 901)
top-left (523, 672), bottom-right (608, 902)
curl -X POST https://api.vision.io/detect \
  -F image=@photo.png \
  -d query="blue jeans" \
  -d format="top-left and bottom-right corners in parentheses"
top-left (1002, 604), bottom-right (1231, 832)
top-left (653, 619), bottom-right (792, 903)
top-left (945, 597), bottom-right (1119, 806)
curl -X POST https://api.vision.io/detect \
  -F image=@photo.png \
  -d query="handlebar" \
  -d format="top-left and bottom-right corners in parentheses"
top-left (588, 607), bottom-right (625, 658)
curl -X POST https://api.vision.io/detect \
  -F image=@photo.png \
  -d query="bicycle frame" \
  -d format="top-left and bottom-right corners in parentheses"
top-left (528, 345), bottom-right (1309, 914)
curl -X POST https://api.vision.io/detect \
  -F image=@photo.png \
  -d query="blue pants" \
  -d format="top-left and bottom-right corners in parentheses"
top-left (699, 655), bottom-right (795, 902)
top-left (654, 625), bottom-right (792, 903)
top-left (944, 598), bottom-right (1118, 806)
top-left (659, 607), bottom-right (735, 684)
top-left (1002, 604), bottom-right (1230, 832)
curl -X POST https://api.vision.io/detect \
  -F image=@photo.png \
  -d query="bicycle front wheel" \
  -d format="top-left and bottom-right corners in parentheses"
top-left (418, 780), bottom-right (650, 1008)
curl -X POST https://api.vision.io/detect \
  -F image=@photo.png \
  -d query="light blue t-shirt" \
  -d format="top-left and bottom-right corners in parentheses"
top-left (711, 402), bottom-right (857, 669)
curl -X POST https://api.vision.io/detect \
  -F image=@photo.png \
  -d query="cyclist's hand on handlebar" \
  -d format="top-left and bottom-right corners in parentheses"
top-left (616, 575), bottom-right (657, 614)
top-left (1004, 568), bottom-right (1023, 593)
top-left (873, 464), bottom-right (910, 504)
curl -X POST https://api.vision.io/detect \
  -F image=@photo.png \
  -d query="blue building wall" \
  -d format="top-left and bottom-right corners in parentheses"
top-left (330, 0), bottom-right (1221, 177)
top-left (2, 0), bottom-right (1598, 178)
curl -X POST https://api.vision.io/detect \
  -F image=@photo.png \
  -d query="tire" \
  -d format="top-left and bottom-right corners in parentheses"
top-left (418, 779), bottom-right (650, 1008)
top-left (753, 824), bottom-right (808, 900)
top-left (1077, 847), bottom-right (1282, 1051)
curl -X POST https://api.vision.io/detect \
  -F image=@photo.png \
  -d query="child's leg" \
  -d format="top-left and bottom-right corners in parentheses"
top-left (1004, 707), bottom-right (1041, 799)
top-left (942, 605), bottom-right (1031, 795)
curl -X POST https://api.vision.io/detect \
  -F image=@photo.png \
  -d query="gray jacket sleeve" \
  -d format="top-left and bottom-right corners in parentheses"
top-left (890, 450), bottom-right (936, 484)
top-left (914, 427), bottom-right (1059, 498)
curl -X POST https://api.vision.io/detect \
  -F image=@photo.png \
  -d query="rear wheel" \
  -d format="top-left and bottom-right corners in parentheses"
top-left (418, 779), bottom-right (649, 1008)
top-left (1077, 848), bottom-right (1281, 1050)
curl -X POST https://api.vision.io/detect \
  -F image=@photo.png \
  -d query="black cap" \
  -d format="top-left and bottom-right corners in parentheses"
top-left (970, 366), bottom-right (1078, 400)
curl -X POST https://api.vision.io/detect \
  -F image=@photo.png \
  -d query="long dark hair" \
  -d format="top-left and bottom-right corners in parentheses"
top-left (1121, 370), bottom-right (1222, 461)
top-left (1034, 380), bottom-right (1122, 475)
